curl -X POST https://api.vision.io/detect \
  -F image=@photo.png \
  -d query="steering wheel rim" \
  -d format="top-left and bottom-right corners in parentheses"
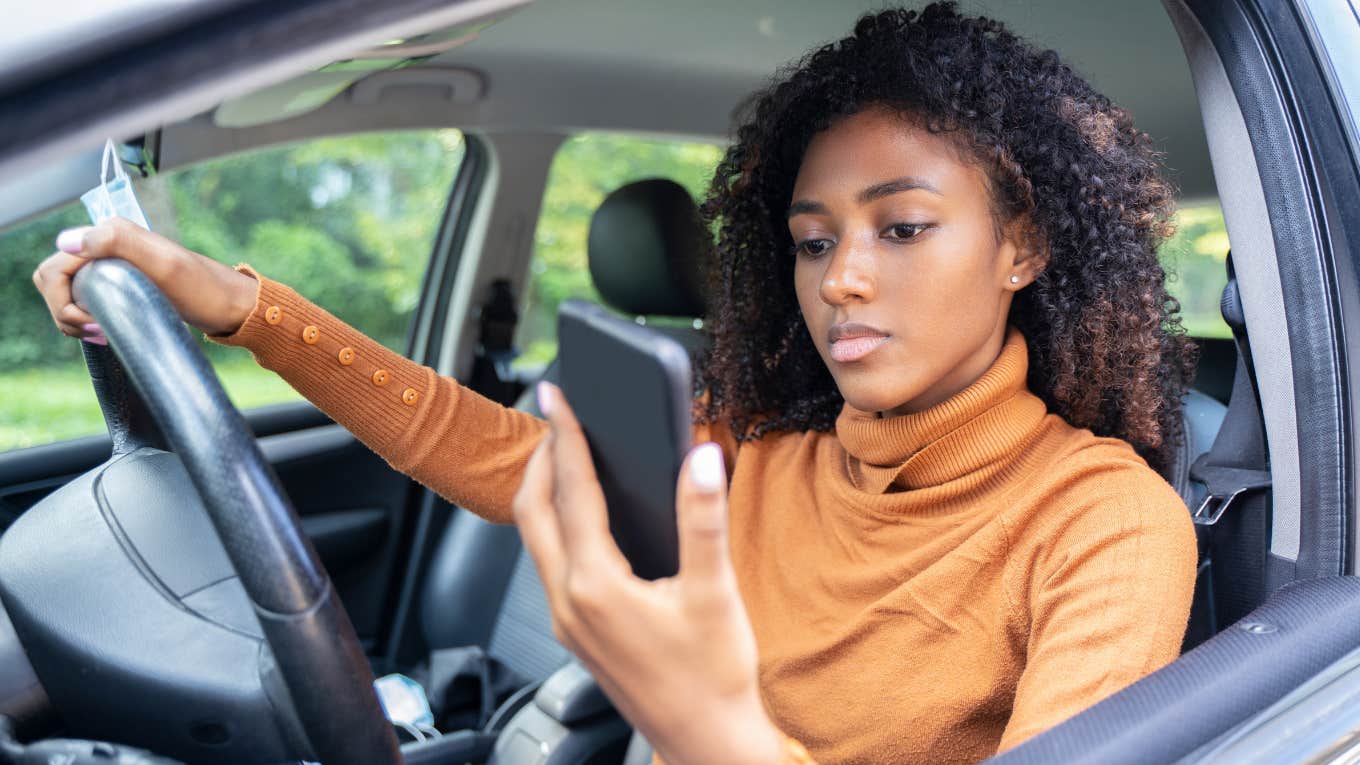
top-left (72, 258), bottom-right (401, 765)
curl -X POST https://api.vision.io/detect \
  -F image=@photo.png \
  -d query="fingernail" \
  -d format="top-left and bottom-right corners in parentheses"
top-left (56, 227), bottom-right (90, 254)
top-left (82, 323), bottom-right (102, 334)
top-left (81, 334), bottom-right (107, 346)
top-left (689, 442), bottom-right (726, 493)
top-left (536, 381), bottom-right (554, 415)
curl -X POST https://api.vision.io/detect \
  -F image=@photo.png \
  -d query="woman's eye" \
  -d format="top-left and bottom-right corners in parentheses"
top-left (883, 223), bottom-right (928, 241)
top-left (794, 238), bottom-right (833, 258)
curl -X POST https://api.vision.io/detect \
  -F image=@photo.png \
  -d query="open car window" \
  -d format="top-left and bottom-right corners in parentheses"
top-left (0, 129), bottom-right (465, 451)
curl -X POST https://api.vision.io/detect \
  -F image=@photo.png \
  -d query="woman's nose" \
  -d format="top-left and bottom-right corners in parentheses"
top-left (819, 240), bottom-right (877, 305)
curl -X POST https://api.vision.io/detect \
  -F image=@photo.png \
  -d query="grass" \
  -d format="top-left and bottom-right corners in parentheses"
top-left (0, 354), bottom-right (300, 451)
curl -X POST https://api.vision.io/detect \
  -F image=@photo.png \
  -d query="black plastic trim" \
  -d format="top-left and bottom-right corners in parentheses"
top-left (409, 132), bottom-right (490, 365)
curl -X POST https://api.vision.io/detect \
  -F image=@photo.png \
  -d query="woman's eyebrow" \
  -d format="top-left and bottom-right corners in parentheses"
top-left (859, 176), bottom-right (942, 202)
top-left (788, 176), bottom-right (944, 218)
top-left (787, 199), bottom-right (827, 218)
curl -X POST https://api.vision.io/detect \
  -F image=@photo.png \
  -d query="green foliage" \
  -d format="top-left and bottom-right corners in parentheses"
top-left (149, 129), bottom-right (465, 352)
top-left (0, 130), bottom-right (464, 450)
top-left (0, 204), bottom-right (90, 368)
top-left (1159, 203), bottom-right (1232, 339)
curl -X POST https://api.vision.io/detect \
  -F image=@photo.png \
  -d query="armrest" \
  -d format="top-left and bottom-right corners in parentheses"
top-left (487, 662), bottom-right (630, 765)
top-left (535, 662), bottom-right (614, 725)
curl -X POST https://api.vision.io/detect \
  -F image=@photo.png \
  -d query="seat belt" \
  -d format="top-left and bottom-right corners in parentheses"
top-left (1188, 258), bottom-right (1271, 526)
top-left (1188, 253), bottom-right (1273, 629)
top-left (467, 278), bottom-right (526, 405)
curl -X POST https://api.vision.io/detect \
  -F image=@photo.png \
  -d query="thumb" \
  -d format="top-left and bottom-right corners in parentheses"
top-left (55, 226), bottom-right (97, 258)
top-left (676, 442), bottom-right (733, 581)
top-left (63, 218), bottom-right (174, 271)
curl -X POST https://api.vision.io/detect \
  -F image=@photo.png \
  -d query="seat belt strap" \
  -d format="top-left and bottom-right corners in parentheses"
top-left (1188, 254), bottom-right (1271, 526)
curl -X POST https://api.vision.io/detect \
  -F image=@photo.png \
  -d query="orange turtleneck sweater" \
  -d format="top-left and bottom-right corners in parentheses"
top-left (216, 269), bottom-right (1198, 764)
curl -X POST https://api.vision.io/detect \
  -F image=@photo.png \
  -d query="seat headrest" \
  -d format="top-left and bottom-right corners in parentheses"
top-left (587, 178), bottom-right (710, 317)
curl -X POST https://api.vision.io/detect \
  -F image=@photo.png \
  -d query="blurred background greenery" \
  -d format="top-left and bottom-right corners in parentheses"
top-left (0, 129), bottom-right (1230, 451)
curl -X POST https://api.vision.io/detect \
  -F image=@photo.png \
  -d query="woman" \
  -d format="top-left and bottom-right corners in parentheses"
top-left (33, 4), bottom-right (1199, 763)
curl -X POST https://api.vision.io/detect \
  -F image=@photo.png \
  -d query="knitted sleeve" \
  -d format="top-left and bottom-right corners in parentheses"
top-left (210, 266), bottom-right (546, 524)
top-left (998, 464), bottom-right (1198, 750)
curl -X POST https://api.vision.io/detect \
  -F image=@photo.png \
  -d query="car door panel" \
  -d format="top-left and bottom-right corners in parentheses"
top-left (0, 400), bottom-right (416, 648)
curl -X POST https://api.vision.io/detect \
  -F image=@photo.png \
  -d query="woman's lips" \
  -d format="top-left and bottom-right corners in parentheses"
top-left (830, 335), bottom-right (889, 363)
top-left (827, 323), bottom-right (891, 363)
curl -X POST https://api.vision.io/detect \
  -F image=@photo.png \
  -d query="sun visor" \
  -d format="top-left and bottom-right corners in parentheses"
top-left (214, 65), bottom-right (486, 128)
top-left (211, 16), bottom-right (502, 129)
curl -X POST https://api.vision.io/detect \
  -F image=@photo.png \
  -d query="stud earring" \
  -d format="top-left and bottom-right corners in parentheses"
top-left (1009, 275), bottom-right (1020, 284)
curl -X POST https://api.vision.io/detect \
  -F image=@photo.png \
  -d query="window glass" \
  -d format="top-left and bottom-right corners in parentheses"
top-left (515, 133), bottom-right (724, 372)
top-left (0, 130), bottom-right (465, 451)
top-left (1160, 201), bottom-right (1232, 339)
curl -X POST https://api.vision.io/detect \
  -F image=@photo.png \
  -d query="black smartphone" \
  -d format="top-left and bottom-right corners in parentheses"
top-left (557, 299), bottom-right (692, 580)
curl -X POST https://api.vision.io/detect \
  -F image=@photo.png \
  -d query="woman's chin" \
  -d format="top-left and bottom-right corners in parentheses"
top-left (836, 385), bottom-right (917, 417)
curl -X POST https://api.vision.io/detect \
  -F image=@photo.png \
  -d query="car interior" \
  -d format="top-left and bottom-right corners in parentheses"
top-left (0, 0), bottom-right (1356, 764)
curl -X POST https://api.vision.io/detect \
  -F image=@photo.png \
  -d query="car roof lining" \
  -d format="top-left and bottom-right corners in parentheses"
top-left (159, 0), bottom-right (1218, 195)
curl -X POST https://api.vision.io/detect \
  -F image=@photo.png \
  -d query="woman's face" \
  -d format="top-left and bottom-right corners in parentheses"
top-left (790, 107), bottom-right (1042, 417)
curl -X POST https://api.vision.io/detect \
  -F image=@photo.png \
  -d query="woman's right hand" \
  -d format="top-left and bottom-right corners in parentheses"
top-left (31, 216), bottom-right (258, 342)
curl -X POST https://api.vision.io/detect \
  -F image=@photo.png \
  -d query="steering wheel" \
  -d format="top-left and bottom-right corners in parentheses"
top-left (69, 259), bottom-right (401, 764)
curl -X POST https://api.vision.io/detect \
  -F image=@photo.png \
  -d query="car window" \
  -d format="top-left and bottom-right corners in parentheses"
top-left (513, 133), bottom-right (724, 375)
top-left (0, 129), bottom-right (466, 452)
top-left (1161, 200), bottom-right (1232, 340)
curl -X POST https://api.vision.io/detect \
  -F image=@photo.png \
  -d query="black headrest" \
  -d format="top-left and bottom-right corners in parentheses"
top-left (587, 178), bottom-right (710, 317)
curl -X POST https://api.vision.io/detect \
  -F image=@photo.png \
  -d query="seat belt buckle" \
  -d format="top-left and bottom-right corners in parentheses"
top-left (1191, 483), bottom-right (1268, 526)
top-left (1192, 492), bottom-right (1237, 526)
top-left (1188, 459), bottom-right (1272, 527)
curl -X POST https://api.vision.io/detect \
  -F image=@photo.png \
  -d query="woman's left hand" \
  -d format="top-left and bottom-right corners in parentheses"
top-left (513, 382), bottom-right (785, 765)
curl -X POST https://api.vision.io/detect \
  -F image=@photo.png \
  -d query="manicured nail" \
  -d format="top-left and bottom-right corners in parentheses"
top-left (536, 381), bottom-right (554, 415)
top-left (57, 227), bottom-right (91, 254)
top-left (81, 334), bottom-right (107, 346)
top-left (689, 442), bottom-right (725, 493)
top-left (82, 323), bottom-right (103, 334)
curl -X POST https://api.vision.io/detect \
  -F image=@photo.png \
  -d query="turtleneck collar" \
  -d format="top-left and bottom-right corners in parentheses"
top-left (834, 326), bottom-right (1049, 493)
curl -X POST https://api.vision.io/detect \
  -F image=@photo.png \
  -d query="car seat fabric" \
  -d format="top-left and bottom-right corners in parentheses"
top-left (1172, 388), bottom-right (1229, 512)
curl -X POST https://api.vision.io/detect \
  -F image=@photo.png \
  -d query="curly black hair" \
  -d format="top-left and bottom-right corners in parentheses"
top-left (696, 2), bottom-right (1199, 473)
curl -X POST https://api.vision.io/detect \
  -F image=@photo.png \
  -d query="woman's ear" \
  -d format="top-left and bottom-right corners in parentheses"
top-left (1002, 215), bottom-right (1049, 290)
